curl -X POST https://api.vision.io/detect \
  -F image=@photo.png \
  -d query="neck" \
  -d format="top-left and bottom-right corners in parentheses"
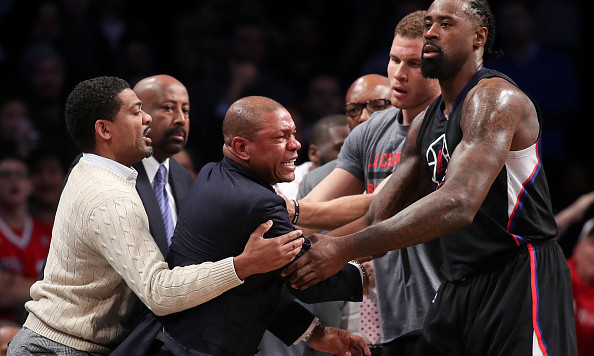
top-left (92, 147), bottom-right (134, 168)
top-left (152, 150), bottom-right (168, 164)
top-left (0, 204), bottom-right (28, 228)
top-left (439, 58), bottom-right (484, 113)
top-left (402, 95), bottom-right (439, 125)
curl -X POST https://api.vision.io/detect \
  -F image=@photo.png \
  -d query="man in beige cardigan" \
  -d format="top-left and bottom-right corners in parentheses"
top-left (7, 76), bottom-right (305, 355)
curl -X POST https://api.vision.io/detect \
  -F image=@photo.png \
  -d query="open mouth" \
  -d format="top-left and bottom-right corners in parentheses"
top-left (143, 127), bottom-right (152, 144)
top-left (281, 159), bottom-right (296, 166)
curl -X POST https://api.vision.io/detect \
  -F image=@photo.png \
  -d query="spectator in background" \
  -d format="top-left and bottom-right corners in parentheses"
top-left (0, 154), bottom-right (52, 324)
top-left (188, 18), bottom-right (295, 167)
top-left (18, 43), bottom-right (77, 164)
top-left (568, 219), bottom-right (594, 355)
top-left (27, 149), bottom-right (66, 228)
top-left (0, 320), bottom-right (20, 356)
top-left (488, 0), bottom-right (579, 204)
top-left (299, 74), bottom-right (345, 132)
top-left (0, 98), bottom-right (38, 159)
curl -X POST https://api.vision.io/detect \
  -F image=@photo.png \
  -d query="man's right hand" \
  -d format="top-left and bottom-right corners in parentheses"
top-left (234, 221), bottom-right (304, 280)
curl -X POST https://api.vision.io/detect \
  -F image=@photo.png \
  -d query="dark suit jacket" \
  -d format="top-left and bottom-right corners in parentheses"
top-left (133, 158), bottom-right (193, 257)
top-left (154, 157), bottom-right (362, 356)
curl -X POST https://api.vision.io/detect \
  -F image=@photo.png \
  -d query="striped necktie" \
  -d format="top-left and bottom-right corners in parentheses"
top-left (154, 164), bottom-right (174, 245)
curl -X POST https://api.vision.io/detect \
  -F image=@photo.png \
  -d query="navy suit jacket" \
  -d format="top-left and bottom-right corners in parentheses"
top-left (155, 157), bottom-right (362, 355)
top-left (133, 158), bottom-right (193, 257)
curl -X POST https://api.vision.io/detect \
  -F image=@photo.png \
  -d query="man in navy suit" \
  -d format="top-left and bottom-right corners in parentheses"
top-left (131, 74), bottom-right (194, 256)
top-left (155, 96), bottom-right (370, 356)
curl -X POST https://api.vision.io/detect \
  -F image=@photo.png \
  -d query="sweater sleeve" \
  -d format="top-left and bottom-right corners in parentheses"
top-left (87, 196), bottom-right (243, 316)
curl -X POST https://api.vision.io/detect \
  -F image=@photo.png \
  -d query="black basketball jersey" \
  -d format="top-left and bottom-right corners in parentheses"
top-left (417, 68), bottom-right (558, 281)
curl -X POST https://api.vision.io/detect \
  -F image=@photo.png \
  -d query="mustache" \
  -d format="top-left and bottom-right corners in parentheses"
top-left (423, 40), bottom-right (444, 53)
top-left (165, 127), bottom-right (187, 138)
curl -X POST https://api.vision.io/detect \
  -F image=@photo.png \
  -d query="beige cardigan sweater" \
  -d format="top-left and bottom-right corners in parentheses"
top-left (24, 160), bottom-right (242, 353)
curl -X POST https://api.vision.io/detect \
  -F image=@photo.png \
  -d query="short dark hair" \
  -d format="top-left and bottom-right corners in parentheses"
top-left (65, 76), bottom-right (130, 152)
top-left (222, 96), bottom-right (284, 145)
top-left (467, 0), bottom-right (502, 61)
top-left (310, 114), bottom-right (347, 146)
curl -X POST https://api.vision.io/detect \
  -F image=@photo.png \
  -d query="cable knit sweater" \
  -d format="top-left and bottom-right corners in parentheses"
top-left (24, 160), bottom-right (242, 354)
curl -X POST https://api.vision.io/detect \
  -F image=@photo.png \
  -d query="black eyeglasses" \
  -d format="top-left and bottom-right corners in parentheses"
top-left (344, 99), bottom-right (391, 117)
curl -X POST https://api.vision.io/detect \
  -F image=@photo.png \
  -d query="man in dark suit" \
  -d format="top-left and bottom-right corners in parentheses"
top-left (153, 96), bottom-right (370, 356)
top-left (131, 74), bottom-right (194, 256)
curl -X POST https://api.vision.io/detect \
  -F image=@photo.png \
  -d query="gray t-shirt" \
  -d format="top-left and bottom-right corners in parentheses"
top-left (337, 107), bottom-right (444, 342)
top-left (297, 159), bottom-right (338, 200)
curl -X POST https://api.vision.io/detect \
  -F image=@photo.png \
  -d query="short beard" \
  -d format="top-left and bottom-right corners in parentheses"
top-left (421, 54), bottom-right (445, 79)
top-left (144, 146), bottom-right (154, 159)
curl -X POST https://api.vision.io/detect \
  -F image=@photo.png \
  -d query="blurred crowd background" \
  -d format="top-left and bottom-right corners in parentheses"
top-left (0, 0), bottom-right (587, 251)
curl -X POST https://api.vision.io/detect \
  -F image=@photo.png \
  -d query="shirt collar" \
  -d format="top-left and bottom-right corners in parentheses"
top-left (142, 156), bottom-right (170, 185)
top-left (81, 153), bottom-right (138, 181)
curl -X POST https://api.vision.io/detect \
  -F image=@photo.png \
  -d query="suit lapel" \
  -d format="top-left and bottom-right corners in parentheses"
top-left (133, 162), bottom-right (169, 257)
top-left (168, 158), bottom-right (192, 213)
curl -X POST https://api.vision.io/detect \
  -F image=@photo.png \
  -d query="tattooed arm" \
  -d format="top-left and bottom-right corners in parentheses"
top-left (284, 78), bottom-right (539, 289)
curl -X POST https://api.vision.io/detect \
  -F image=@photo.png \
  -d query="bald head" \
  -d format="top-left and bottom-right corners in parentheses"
top-left (134, 75), bottom-right (184, 100)
top-left (345, 74), bottom-right (392, 130)
top-left (222, 96), bottom-right (284, 145)
top-left (222, 96), bottom-right (300, 184)
top-left (133, 74), bottom-right (190, 163)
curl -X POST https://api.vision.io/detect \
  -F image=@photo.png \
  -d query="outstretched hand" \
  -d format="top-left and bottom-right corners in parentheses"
top-left (282, 233), bottom-right (349, 290)
top-left (307, 325), bottom-right (371, 356)
top-left (234, 221), bottom-right (304, 280)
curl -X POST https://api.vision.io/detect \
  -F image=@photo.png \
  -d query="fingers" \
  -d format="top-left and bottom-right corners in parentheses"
top-left (290, 270), bottom-right (319, 290)
top-left (282, 236), bottom-right (304, 253)
top-left (249, 220), bottom-right (273, 240)
top-left (279, 229), bottom-right (303, 244)
top-left (281, 253), bottom-right (307, 277)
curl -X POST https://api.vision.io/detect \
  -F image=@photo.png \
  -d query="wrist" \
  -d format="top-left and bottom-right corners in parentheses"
top-left (349, 260), bottom-right (369, 293)
top-left (304, 321), bottom-right (322, 344)
top-left (292, 199), bottom-right (300, 225)
top-left (232, 255), bottom-right (251, 280)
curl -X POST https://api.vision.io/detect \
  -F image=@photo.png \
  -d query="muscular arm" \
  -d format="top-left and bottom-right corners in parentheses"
top-left (345, 79), bottom-right (535, 258)
top-left (285, 78), bottom-right (538, 287)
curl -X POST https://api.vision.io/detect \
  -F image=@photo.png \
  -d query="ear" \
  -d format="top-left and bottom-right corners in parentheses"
top-left (231, 136), bottom-right (250, 161)
top-left (95, 120), bottom-right (112, 141)
top-left (308, 144), bottom-right (319, 167)
top-left (473, 26), bottom-right (488, 49)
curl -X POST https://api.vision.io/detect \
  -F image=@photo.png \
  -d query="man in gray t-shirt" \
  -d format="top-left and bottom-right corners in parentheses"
top-left (290, 10), bottom-right (443, 355)
top-left (337, 106), bottom-right (443, 348)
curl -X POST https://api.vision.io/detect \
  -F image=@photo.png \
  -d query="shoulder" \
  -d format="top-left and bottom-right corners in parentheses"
top-left (466, 76), bottom-right (533, 115)
top-left (169, 157), bottom-right (193, 181)
top-left (365, 107), bottom-right (401, 128)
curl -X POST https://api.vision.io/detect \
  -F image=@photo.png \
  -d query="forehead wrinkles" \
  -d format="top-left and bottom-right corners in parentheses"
top-left (429, 0), bottom-right (477, 25)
